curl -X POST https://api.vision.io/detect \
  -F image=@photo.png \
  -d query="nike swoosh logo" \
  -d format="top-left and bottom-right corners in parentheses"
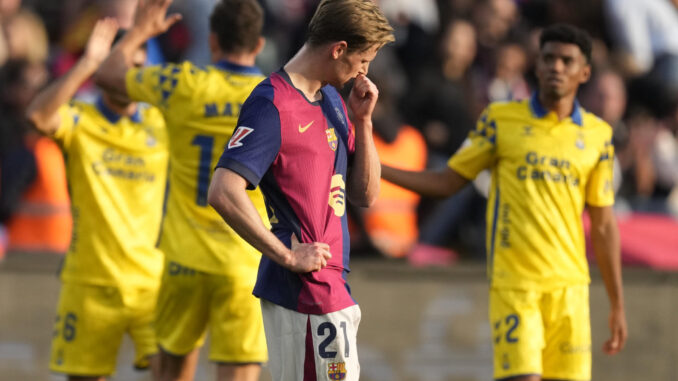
top-left (298, 121), bottom-right (314, 133)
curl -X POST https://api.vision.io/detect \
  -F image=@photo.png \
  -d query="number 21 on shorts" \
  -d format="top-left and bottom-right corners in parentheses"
top-left (317, 321), bottom-right (350, 358)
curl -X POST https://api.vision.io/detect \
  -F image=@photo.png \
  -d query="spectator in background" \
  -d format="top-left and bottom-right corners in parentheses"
top-left (476, 42), bottom-right (530, 107)
top-left (0, 59), bottom-right (38, 259)
top-left (604, 0), bottom-right (678, 79)
top-left (171, 0), bottom-right (218, 65)
top-left (652, 120), bottom-right (678, 216)
top-left (400, 19), bottom-right (484, 264)
top-left (362, 72), bottom-right (427, 259)
top-left (604, 0), bottom-right (678, 120)
top-left (471, 0), bottom-right (519, 71)
top-left (1, 7), bottom-right (48, 64)
top-left (614, 108), bottom-right (664, 212)
top-left (582, 69), bottom-right (627, 129)
top-left (0, 59), bottom-right (72, 256)
top-left (379, 0), bottom-right (439, 35)
top-left (403, 19), bottom-right (477, 162)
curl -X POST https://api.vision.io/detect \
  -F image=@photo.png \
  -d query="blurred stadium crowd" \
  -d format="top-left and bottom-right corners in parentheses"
top-left (1, 0), bottom-right (677, 263)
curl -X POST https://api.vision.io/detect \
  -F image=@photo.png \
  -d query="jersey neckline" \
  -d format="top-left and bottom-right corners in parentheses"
top-left (276, 69), bottom-right (323, 107)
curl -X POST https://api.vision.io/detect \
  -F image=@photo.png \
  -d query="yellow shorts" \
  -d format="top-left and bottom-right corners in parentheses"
top-left (155, 261), bottom-right (267, 363)
top-left (489, 285), bottom-right (591, 380)
top-left (49, 282), bottom-right (158, 377)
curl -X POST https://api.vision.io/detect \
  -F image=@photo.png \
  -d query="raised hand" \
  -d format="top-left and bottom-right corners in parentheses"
top-left (348, 74), bottom-right (379, 123)
top-left (84, 18), bottom-right (119, 65)
top-left (288, 234), bottom-right (332, 273)
top-left (133, 0), bottom-right (182, 38)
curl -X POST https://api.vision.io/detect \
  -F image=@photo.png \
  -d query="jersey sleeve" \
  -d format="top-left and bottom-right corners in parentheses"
top-left (586, 134), bottom-right (615, 207)
top-left (53, 102), bottom-right (82, 150)
top-left (447, 106), bottom-right (497, 180)
top-left (216, 96), bottom-right (281, 190)
top-left (125, 61), bottom-right (197, 111)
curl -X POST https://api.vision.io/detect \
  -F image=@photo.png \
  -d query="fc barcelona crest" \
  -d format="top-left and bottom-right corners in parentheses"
top-left (328, 361), bottom-right (347, 380)
top-left (326, 128), bottom-right (338, 151)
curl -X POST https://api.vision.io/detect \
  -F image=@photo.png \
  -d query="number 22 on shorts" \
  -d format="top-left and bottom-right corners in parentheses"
top-left (494, 314), bottom-right (520, 344)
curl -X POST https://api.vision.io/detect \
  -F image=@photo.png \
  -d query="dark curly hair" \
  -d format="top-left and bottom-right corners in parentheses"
top-left (540, 24), bottom-right (592, 63)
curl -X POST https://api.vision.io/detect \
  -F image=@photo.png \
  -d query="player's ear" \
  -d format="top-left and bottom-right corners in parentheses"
top-left (209, 32), bottom-right (219, 56)
top-left (580, 62), bottom-right (592, 84)
top-left (330, 41), bottom-right (348, 60)
top-left (253, 37), bottom-right (266, 56)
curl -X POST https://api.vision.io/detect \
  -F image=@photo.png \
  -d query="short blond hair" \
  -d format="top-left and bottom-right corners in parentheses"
top-left (307, 0), bottom-right (395, 52)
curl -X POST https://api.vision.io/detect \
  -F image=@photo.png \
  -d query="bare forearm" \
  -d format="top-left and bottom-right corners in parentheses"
top-left (590, 210), bottom-right (624, 310)
top-left (347, 119), bottom-right (380, 207)
top-left (26, 57), bottom-right (99, 134)
top-left (207, 170), bottom-right (293, 267)
top-left (95, 28), bottom-right (148, 96)
top-left (381, 164), bottom-right (468, 198)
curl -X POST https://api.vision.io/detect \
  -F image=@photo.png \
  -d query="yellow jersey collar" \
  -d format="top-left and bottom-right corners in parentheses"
top-left (95, 96), bottom-right (142, 124)
top-left (214, 60), bottom-right (262, 76)
top-left (529, 92), bottom-right (583, 126)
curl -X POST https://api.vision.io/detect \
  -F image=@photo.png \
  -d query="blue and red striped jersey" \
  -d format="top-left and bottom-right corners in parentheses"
top-left (217, 70), bottom-right (356, 314)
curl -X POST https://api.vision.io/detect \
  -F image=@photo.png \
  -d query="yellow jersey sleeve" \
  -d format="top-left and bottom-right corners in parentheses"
top-left (54, 102), bottom-right (82, 150)
top-left (448, 106), bottom-right (497, 179)
top-left (585, 131), bottom-right (615, 207)
top-left (125, 62), bottom-right (196, 111)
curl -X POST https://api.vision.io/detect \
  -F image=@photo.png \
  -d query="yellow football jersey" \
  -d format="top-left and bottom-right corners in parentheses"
top-left (54, 98), bottom-right (168, 289)
top-left (125, 61), bottom-right (268, 275)
top-left (448, 94), bottom-right (615, 290)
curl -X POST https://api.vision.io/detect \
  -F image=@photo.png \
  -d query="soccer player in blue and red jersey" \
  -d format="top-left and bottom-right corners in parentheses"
top-left (383, 24), bottom-right (627, 381)
top-left (207, 1), bottom-right (394, 380)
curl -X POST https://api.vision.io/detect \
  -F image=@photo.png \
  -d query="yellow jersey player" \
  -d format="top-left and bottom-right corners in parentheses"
top-left (383, 24), bottom-right (627, 381)
top-left (95, 1), bottom-right (268, 380)
top-left (26, 19), bottom-right (168, 381)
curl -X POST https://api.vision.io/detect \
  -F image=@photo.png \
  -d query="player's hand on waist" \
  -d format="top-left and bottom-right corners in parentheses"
top-left (288, 234), bottom-right (332, 273)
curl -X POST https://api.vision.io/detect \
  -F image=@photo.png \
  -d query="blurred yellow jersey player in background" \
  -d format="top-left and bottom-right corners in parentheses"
top-left (26, 19), bottom-right (168, 381)
top-left (96, 0), bottom-right (268, 380)
top-left (383, 24), bottom-right (627, 381)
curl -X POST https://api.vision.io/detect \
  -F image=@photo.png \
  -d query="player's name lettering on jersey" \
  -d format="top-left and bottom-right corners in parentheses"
top-left (204, 102), bottom-right (242, 118)
top-left (515, 151), bottom-right (580, 186)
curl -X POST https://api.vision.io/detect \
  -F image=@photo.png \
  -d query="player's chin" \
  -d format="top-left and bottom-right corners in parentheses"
top-left (542, 86), bottom-right (566, 98)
